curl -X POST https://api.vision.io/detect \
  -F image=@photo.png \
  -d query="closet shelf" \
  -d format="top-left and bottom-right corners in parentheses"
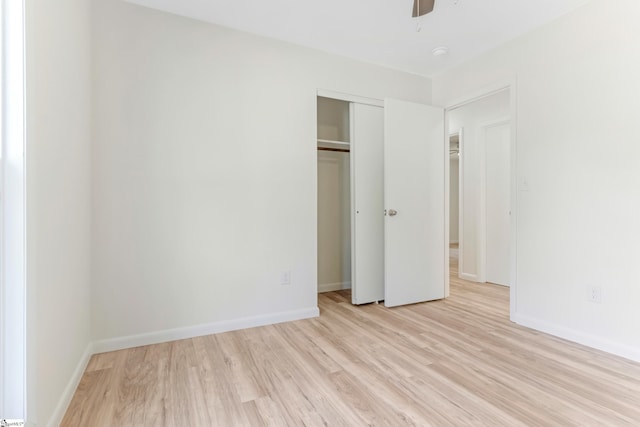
top-left (318, 139), bottom-right (351, 147)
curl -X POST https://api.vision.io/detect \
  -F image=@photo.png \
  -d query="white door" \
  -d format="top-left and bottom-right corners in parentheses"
top-left (384, 99), bottom-right (445, 307)
top-left (485, 123), bottom-right (511, 286)
top-left (351, 103), bottom-right (385, 304)
top-left (1, 0), bottom-right (26, 417)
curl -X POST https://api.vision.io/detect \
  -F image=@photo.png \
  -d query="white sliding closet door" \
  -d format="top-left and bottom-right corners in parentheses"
top-left (351, 103), bottom-right (385, 304)
top-left (384, 99), bottom-right (445, 307)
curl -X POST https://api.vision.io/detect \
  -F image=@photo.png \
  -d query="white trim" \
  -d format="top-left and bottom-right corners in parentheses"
top-left (457, 127), bottom-right (466, 280)
top-left (508, 83), bottom-right (518, 320)
top-left (46, 343), bottom-right (93, 427)
top-left (349, 102), bottom-right (356, 304)
top-left (512, 313), bottom-right (640, 364)
top-left (445, 80), bottom-right (513, 112)
top-left (443, 127), bottom-right (451, 298)
top-left (93, 307), bottom-right (319, 354)
top-left (317, 89), bottom-right (383, 107)
top-left (45, 308), bottom-right (321, 424)
top-left (459, 272), bottom-right (478, 282)
top-left (1, 0), bottom-right (26, 420)
top-left (318, 281), bottom-right (352, 293)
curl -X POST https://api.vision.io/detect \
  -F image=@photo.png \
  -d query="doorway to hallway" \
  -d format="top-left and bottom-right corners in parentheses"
top-left (446, 87), bottom-right (513, 296)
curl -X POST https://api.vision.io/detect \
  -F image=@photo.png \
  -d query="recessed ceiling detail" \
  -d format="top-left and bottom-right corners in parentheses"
top-left (125, 0), bottom-right (590, 76)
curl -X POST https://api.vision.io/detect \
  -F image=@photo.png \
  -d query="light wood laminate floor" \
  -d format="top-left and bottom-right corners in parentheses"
top-left (62, 261), bottom-right (640, 426)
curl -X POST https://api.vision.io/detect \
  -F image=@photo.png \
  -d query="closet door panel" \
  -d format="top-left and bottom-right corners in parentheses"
top-left (351, 103), bottom-right (385, 304)
top-left (384, 98), bottom-right (445, 307)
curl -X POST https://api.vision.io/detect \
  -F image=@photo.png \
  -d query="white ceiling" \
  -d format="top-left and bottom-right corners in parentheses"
top-left (125, 0), bottom-right (590, 77)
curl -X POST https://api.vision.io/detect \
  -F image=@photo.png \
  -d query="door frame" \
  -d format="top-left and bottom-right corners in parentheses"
top-left (1, 0), bottom-right (27, 419)
top-left (444, 80), bottom-right (518, 319)
top-left (478, 118), bottom-right (511, 285)
top-left (448, 129), bottom-right (463, 283)
top-left (317, 89), bottom-right (383, 108)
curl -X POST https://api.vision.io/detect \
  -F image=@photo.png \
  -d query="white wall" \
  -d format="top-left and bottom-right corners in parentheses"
top-left (434, 0), bottom-right (640, 361)
top-left (25, 0), bottom-right (93, 425)
top-left (448, 91), bottom-right (510, 280)
top-left (91, 0), bottom-right (431, 343)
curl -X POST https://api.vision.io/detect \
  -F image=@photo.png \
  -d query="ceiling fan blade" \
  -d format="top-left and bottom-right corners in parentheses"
top-left (412, 0), bottom-right (435, 17)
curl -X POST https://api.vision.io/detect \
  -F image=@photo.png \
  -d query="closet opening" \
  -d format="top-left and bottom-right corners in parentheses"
top-left (316, 91), bottom-right (445, 307)
top-left (317, 97), bottom-right (352, 295)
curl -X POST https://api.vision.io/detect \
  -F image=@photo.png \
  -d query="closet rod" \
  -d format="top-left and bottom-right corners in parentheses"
top-left (317, 147), bottom-right (350, 153)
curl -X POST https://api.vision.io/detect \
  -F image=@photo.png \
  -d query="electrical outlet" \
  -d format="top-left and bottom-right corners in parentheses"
top-left (587, 285), bottom-right (602, 304)
top-left (280, 270), bottom-right (291, 286)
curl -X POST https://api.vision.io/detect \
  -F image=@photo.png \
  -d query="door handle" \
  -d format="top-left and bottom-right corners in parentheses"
top-left (388, 209), bottom-right (398, 217)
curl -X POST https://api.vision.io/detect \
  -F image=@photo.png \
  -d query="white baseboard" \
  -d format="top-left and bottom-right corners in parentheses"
top-left (318, 281), bottom-right (351, 293)
top-left (512, 313), bottom-right (640, 363)
top-left (46, 342), bottom-right (94, 427)
top-left (459, 272), bottom-right (478, 282)
top-left (93, 307), bottom-right (319, 354)
top-left (45, 307), bottom-right (319, 425)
